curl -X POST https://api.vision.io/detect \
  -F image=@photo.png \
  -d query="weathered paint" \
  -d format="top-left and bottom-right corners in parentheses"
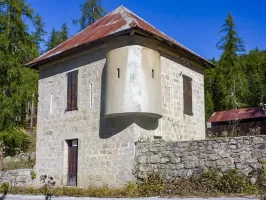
top-left (105, 45), bottom-right (162, 118)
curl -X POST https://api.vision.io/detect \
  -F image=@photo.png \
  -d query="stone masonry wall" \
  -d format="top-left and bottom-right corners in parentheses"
top-left (36, 37), bottom-right (206, 188)
top-left (37, 48), bottom-right (135, 188)
top-left (134, 55), bottom-right (205, 142)
top-left (0, 169), bottom-right (33, 187)
top-left (135, 136), bottom-right (266, 182)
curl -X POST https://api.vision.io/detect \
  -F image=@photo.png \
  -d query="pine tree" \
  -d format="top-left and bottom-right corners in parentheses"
top-left (60, 22), bottom-right (69, 42)
top-left (33, 13), bottom-right (46, 52)
top-left (46, 23), bottom-right (69, 52)
top-left (0, 0), bottom-right (42, 132)
top-left (242, 48), bottom-right (266, 106)
top-left (73, 0), bottom-right (106, 30)
top-left (46, 28), bottom-right (62, 51)
top-left (215, 13), bottom-right (248, 110)
top-left (204, 58), bottom-right (217, 120)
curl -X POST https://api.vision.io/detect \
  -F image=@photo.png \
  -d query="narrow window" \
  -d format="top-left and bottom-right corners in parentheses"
top-left (90, 83), bottom-right (93, 107)
top-left (152, 69), bottom-right (155, 79)
top-left (50, 93), bottom-right (53, 114)
top-left (67, 70), bottom-right (78, 111)
top-left (117, 68), bottom-right (120, 78)
top-left (183, 75), bottom-right (193, 115)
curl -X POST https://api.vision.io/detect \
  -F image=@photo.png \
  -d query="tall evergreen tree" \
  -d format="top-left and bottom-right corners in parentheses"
top-left (215, 12), bottom-right (248, 110)
top-left (242, 48), bottom-right (266, 106)
top-left (0, 0), bottom-right (42, 131)
top-left (73, 0), bottom-right (106, 30)
top-left (46, 23), bottom-right (69, 51)
top-left (204, 58), bottom-right (217, 120)
top-left (60, 22), bottom-right (69, 42)
top-left (46, 28), bottom-right (62, 51)
top-left (33, 13), bottom-right (46, 52)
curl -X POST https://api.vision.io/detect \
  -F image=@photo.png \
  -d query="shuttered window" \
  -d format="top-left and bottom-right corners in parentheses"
top-left (183, 75), bottom-right (193, 115)
top-left (67, 70), bottom-right (78, 111)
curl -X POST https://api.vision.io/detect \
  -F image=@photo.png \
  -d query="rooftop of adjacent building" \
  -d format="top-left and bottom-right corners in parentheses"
top-left (208, 106), bottom-right (266, 123)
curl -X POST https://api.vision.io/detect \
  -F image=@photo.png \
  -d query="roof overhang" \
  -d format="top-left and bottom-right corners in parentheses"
top-left (26, 27), bottom-right (215, 70)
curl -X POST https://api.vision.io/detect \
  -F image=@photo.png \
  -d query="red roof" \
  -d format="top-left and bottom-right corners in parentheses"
top-left (27, 6), bottom-right (214, 68)
top-left (208, 107), bottom-right (266, 123)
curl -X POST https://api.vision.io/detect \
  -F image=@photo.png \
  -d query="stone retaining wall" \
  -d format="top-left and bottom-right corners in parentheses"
top-left (134, 136), bottom-right (266, 182)
top-left (0, 169), bottom-right (33, 187)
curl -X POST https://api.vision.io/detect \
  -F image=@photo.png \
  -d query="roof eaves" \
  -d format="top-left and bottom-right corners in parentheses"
top-left (133, 27), bottom-right (215, 69)
top-left (25, 28), bottom-right (134, 69)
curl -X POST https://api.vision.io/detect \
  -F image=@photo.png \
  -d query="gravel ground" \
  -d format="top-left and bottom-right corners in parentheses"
top-left (1, 195), bottom-right (260, 200)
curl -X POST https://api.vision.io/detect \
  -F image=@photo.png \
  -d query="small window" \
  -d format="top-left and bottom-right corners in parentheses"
top-left (152, 69), bottom-right (155, 79)
top-left (66, 70), bottom-right (78, 111)
top-left (90, 83), bottom-right (93, 107)
top-left (50, 93), bottom-right (53, 114)
top-left (117, 68), bottom-right (120, 78)
top-left (183, 75), bottom-right (193, 115)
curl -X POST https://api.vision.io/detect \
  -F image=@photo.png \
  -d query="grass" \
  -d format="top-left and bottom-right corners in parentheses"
top-left (3, 159), bottom-right (35, 171)
top-left (0, 169), bottom-right (265, 198)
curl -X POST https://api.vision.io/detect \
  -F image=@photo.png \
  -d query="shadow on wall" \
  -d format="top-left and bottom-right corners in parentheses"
top-left (99, 64), bottom-right (159, 139)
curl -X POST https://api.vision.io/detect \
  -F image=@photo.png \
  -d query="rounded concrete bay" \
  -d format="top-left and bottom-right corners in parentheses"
top-left (105, 45), bottom-right (162, 119)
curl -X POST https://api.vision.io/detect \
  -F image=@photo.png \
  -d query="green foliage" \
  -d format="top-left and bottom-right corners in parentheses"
top-left (73, 0), bottom-right (106, 30)
top-left (0, 130), bottom-right (30, 156)
top-left (31, 171), bottom-right (36, 180)
top-left (60, 22), bottom-right (69, 42)
top-left (4, 159), bottom-right (35, 171)
top-left (0, 0), bottom-right (43, 133)
top-left (215, 12), bottom-right (247, 110)
top-left (46, 23), bottom-right (69, 51)
top-left (0, 182), bottom-right (9, 194)
top-left (0, 168), bottom-right (262, 197)
top-left (206, 13), bottom-right (266, 125)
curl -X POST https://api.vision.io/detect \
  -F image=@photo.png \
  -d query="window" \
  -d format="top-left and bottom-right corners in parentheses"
top-left (183, 75), bottom-right (193, 115)
top-left (152, 69), bottom-right (155, 79)
top-left (50, 93), bottom-right (53, 114)
top-left (67, 70), bottom-right (78, 111)
top-left (117, 68), bottom-right (120, 78)
top-left (90, 83), bottom-right (93, 107)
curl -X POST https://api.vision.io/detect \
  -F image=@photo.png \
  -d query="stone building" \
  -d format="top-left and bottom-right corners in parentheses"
top-left (26, 6), bottom-right (214, 188)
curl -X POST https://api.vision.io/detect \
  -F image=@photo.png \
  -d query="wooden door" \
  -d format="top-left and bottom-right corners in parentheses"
top-left (67, 139), bottom-right (78, 186)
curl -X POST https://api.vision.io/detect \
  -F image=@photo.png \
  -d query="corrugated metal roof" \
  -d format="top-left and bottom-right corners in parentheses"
top-left (208, 107), bottom-right (266, 123)
top-left (27, 6), bottom-right (214, 68)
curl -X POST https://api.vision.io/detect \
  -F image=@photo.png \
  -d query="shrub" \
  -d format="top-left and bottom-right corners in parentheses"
top-left (0, 130), bottom-right (31, 156)
top-left (0, 183), bottom-right (9, 194)
top-left (4, 159), bottom-right (35, 171)
top-left (0, 168), bottom-right (263, 198)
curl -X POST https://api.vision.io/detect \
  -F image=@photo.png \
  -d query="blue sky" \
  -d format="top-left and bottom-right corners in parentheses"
top-left (27, 0), bottom-right (266, 60)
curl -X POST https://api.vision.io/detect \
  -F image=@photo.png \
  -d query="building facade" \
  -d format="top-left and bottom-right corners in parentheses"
top-left (27, 6), bottom-right (214, 188)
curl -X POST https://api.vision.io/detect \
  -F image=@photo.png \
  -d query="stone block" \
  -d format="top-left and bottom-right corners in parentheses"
top-left (139, 164), bottom-right (153, 172)
top-left (253, 137), bottom-right (264, 144)
top-left (236, 163), bottom-right (248, 170)
top-left (209, 154), bottom-right (219, 161)
top-left (161, 157), bottom-right (170, 164)
top-left (150, 155), bottom-right (160, 164)
top-left (137, 156), bottom-right (147, 164)
top-left (216, 158), bottom-right (234, 166)
top-left (170, 157), bottom-right (180, 164)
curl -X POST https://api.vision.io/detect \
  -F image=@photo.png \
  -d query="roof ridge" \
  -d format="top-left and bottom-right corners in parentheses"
top-left (27, 5), bottom-right (215, 68)
top-left (118, 6), bottom-right (204, 59)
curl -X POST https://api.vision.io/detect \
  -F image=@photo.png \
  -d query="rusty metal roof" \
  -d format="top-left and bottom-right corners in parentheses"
top-left (208, 107), bottom-right (266, 123)
top-left (27, 6), bottom-right (214, 68)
